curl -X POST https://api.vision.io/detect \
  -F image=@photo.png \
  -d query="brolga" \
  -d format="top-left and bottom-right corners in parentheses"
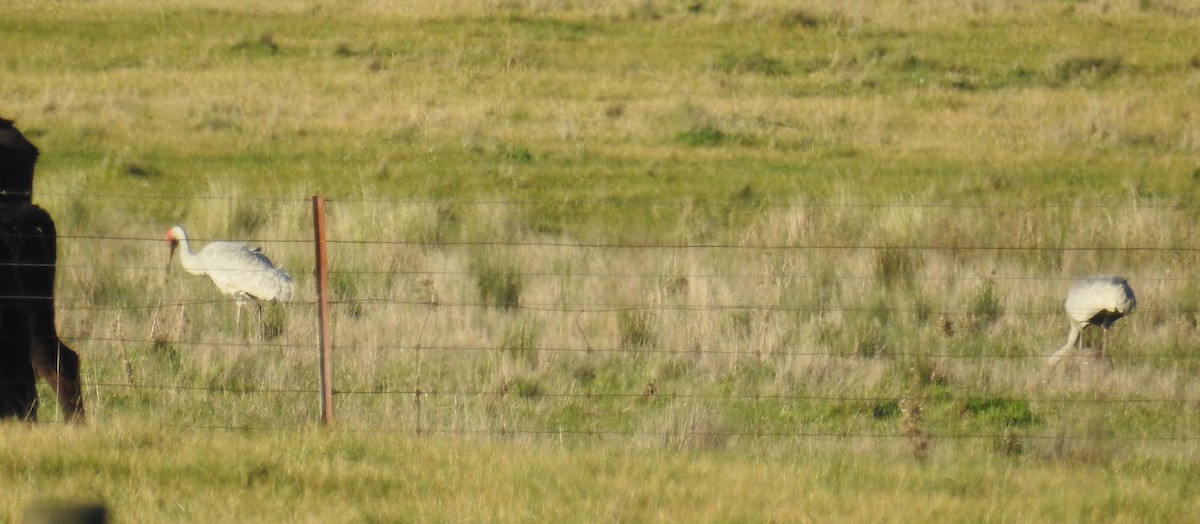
top-left (165, 226), bottom-right (294, 328)
top-left (1047, 276), bottom-right (1136, 368)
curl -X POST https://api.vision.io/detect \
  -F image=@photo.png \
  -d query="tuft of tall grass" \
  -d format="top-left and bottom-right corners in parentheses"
top-left (713, 50), bottom-right (790, 76)
top-left (617, 309), bottom-right (657, 351)
top-left (470, 250), bottom-right (524, 309)
top-left (874, 248), bottom-right (922, 288)
top-left (1046, 54), bottom-right (1124, 85)
top-left (968, 280), bottom-right (1005, 332)
top-left (500, 316), bottom-right (542, 367)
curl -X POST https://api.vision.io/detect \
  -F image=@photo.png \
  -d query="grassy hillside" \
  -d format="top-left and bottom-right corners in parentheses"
top-left (4, 0), bottom-right (1200, 521)
top-left (8, 0), bottom-right (1200, 223)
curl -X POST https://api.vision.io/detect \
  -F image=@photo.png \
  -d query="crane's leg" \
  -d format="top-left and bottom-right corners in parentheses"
top-left (1098, 326), bottom-right (1113, 366)
top-left (1100, 327), bottom-right (1107, 359)
top-left (1080, 325), bottom-right (1088, 358)
top-left (254, 301), bottom-right (264, 342)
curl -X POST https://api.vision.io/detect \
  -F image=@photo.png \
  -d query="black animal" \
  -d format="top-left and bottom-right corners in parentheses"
top-left (0, 118), bottom-right (84, 422)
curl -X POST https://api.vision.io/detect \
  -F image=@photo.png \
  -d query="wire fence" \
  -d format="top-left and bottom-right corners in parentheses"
top-left (25, 193), bottom-right (1200, 447)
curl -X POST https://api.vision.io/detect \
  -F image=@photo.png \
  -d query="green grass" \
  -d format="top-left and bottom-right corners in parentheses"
top-left (12, 0), bottom-right (1200, 224)
top-left (5, 0), bottom-right (1200, 521)
top-left (5, 422), bottom-right (1199, 522)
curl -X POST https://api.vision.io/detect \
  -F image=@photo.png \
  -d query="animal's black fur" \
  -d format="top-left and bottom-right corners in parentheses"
top-left (0, 118), bottom-right (83, 422)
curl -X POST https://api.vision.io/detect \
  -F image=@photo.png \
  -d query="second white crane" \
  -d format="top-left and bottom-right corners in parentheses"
top-left (165, 225), bottom-right (294, 328)
top-left (1047, 276), bottom-right (1136, 368)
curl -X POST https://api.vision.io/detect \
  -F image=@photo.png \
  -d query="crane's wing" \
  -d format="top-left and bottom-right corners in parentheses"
top-left (1065, 276), bottom-right (1136, 321)
top-left (197, 241), bottom-right (295, 302)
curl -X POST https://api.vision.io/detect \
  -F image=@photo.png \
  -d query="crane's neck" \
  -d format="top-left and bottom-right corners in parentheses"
top-left (1047, 323), bottom-right (1083, 368)
top-left (170, 228), bottom-right (206, 276)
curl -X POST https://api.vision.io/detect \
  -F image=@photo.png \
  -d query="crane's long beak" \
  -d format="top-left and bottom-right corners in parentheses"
top-left (167, 240), bottom-right (177, 273)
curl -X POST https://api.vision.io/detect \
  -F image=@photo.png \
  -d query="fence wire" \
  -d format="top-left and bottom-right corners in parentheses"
top-left (23, 194), bottom-right (1200, 444)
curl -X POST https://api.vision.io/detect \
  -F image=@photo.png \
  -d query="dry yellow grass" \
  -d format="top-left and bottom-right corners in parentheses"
top-left (5, 0), bottom-right (1200, 520)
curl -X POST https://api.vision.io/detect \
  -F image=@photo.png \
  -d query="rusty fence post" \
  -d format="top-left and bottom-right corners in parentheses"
top-left (312, 195), bottom-right (334, 426)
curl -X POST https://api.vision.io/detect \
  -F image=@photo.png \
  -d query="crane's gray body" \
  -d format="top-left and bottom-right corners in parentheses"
top-left (1048, 276), bottom-right (1136, 367)
top-left (167, 226), bottom-right (294, 307)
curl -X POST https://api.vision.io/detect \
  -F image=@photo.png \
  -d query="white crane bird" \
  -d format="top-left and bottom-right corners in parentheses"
top-left (165, 226), bottom-right (294, 327)
top-left (1047, 276), bottom-right (1136, 368)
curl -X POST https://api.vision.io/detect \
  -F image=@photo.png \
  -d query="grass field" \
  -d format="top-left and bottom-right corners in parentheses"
top-left (4, 0), bottom-right (1200, 521)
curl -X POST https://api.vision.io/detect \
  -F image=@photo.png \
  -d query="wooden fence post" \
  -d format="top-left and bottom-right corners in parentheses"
top-left (312, 195), bottom-right (334, 426)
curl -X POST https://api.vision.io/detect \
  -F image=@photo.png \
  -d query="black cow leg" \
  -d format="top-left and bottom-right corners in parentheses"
top-left (30, 337), bottom-right (85, 423)
top-left (0, 345), bottom-right (38, 421)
